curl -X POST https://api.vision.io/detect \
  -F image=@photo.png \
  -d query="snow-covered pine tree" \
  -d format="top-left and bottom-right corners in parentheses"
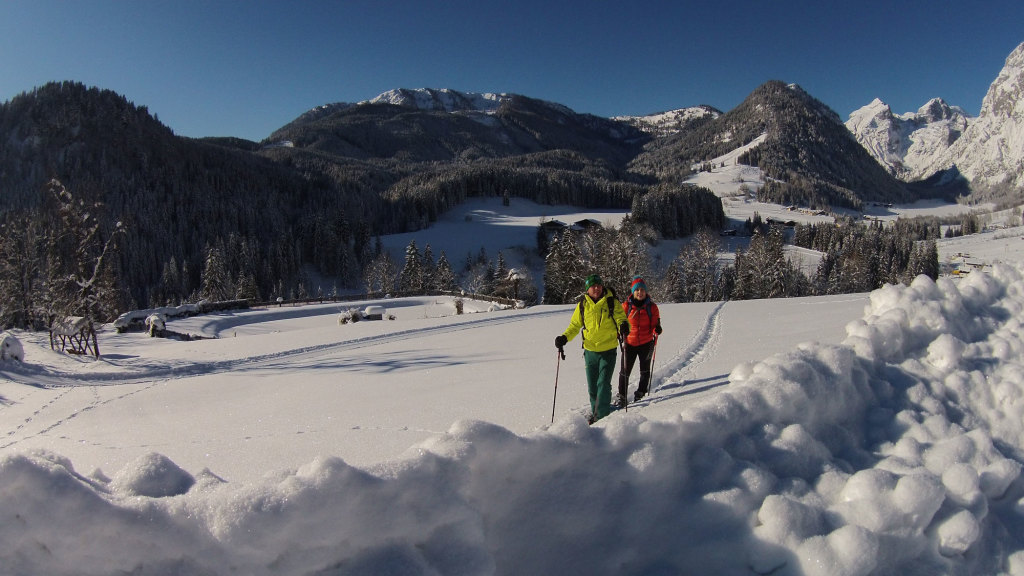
top-left (491, 251), bottom-right (511, 297)
top-left (761, 226), bottom-right (789, 298)
top-left (662, 255), bottom-right (686, 303)
top-left (200, 243), bottom-right (234, 302)
top-left (543, 231), bottom-right (584, 304)
top-left (421, 244), bottom-right (436, 292)
top-left (495, 251), bottom-right (508, 283)
top-left (235, 271), bottom-right (260, 301)
top-left (399, 240), bottom-right (423, 292)
top-left (606, 224), bottom-right (650, 296)
top-left (681, 228), bottom-right (722, 302)
top-left (731, 245), bottom-right (751, 300)
top-left (434, 251), bottom-right (457, 291)
top-left (364, 251), bottom-right (398, 295)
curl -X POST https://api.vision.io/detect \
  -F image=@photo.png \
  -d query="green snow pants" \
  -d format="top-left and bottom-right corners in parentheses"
top-left (584, 348), bottom-right (618, 421)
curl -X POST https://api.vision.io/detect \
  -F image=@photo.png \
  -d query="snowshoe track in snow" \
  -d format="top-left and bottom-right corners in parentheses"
top-left (645, 300), bottom-right (726, 402)
top-left (587, 301), bottom-right (727, 418)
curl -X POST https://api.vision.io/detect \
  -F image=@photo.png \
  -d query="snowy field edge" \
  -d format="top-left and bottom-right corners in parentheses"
top-left (3, 262), bottom-right (1024, 574)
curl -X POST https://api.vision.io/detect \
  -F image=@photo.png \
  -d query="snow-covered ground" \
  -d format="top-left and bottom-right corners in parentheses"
top-left (378, 197), bottom-right (638, 282)
top-left (5, 189), bottom-right (1024, 573)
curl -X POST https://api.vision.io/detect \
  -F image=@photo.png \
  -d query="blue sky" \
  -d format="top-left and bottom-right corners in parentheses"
top-left (2, 0), bottom-right (1021, 141)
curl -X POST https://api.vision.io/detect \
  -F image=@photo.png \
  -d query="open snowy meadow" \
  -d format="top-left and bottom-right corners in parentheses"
top-left (4, 192), bottom-right (1024, 574)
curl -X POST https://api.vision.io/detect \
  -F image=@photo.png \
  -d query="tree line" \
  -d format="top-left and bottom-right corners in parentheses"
top-left (540, 217), bottom-right (940, 306)
top-left (0, 81), bottom-right (942, 330)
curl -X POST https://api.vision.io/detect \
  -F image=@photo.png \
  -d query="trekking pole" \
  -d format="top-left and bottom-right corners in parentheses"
top-left (551, 346), bottom-right (565, 423)
top-left (649, 335), bottom-right (659, 396)
top-left (618, 334), bottom-right (628, 413)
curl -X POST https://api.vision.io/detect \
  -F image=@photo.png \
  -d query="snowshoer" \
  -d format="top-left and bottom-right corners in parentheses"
top-left (555, 274), bottom-right (629, 423)
top-left (617, 276), bottom-right (662, 406)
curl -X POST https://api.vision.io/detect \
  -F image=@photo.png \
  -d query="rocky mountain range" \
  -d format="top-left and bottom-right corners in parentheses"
top-left (3, 47), bottom-right (1020, 311)
top-left (628, 81), bottom-right (910, 208)
top-left (845, 98), bottom-right (971, 181)
top-left (264, 89), bottom-right (648, 167)
top-left (846, 41), bottom-right (1024, 199)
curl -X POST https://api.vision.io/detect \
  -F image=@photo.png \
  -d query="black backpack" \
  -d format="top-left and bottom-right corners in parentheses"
top-left (625, 297), bottom-right (654, 323)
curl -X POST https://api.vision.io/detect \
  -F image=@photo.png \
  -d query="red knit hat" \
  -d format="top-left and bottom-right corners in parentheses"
top-left (630, 276), bottom-right (647, 294)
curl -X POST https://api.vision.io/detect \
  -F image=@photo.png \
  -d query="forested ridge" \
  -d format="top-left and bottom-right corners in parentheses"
top-left (0, 80), bottom-right (924, 329)
top-left (630, 81), bottom-right (911, 210)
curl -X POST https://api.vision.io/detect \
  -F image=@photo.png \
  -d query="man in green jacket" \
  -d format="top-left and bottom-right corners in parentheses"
top-left (555, 274), bottom-right (630, 423)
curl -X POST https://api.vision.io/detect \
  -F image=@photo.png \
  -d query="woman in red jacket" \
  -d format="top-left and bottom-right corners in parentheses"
top-left (616, 276), bottom-right (662, 408)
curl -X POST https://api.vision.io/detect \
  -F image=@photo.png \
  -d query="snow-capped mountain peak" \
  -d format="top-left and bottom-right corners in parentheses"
top-left (920, 42), bottom-right (1024, 193)
top-left (981, 42), bottom-right (1024, 118)
top-left (914, 97), bottom-right (966, 123)
top-left (848, 42), bottom-right (1024, 195)
top-left (613, 105), bottom-right (720, 136)
top-left (844, 99), bottom-right (900, 172)
top-left (363, 88), bottom-right (509, 113)
top-left (846, 96), bottom-right (971, 181)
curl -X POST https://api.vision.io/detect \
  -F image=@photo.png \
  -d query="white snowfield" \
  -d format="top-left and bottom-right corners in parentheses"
top-left (5, 250), bottom-right (1024, 574)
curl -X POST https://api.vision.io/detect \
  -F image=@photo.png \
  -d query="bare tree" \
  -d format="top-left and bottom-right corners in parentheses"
top-left (41, 179), bottom-right (124, 324)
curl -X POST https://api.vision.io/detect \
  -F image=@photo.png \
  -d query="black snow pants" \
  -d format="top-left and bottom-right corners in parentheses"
top-left (618, 339), bottom-right (655, 400)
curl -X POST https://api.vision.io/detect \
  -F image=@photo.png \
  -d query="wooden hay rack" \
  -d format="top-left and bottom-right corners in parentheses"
top-left (50, 316), bottom-right (100, 357)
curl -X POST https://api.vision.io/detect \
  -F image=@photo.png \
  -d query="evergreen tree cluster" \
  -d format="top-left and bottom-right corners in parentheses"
top-left (630, 184), bottom-right (726, 238)
top-left (541, 216), bottom-right (941, 308)
top-left (943, 214), bottom-right (982, 237)
top-left (0, 83), bottom-right (659, 324)
top-left (381, 158), bottom-right (646, 233)
top-left (381, 240), bottom-right (538, 305)
top-left (542, 216), bottom-right (657, 304)
top-left (793, 218), bottom-right (940, 293)
top-left (0, 82), bottom-right (377, 312)
top-left (0, 80), bottom-right (948, 329)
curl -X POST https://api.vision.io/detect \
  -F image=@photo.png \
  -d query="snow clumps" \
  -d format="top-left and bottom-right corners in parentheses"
top-left (0, 331), bottom-right (23, 361)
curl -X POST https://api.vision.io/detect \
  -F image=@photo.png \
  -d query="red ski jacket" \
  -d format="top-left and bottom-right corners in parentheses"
top-left (622, 296), bottom-right (660, 347)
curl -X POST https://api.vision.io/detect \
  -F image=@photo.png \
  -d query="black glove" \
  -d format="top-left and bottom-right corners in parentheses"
top-left (619, 322), bottom-right (630, 336)
top-left (655, 322), bottom-right (663, 335)
top-left (555, 335), bottom-right (568, 349)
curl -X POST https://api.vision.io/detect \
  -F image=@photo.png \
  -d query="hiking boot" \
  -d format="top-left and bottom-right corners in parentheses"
top-left (614, 394), bottom-right (627, 409)
top-left (634, 391), bottom-right (645, 402)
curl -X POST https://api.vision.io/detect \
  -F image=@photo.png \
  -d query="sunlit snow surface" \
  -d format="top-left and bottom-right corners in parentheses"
top-left (5, 189), bottom-right (1024, 573)
top-left (5, 254), bottom-right (1024, 573)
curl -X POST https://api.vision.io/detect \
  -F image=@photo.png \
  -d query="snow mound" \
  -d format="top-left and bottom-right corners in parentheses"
top-left (0, 331), bottom-right (23, 361)
top-left (6, 263), bottom-right (1024, 573)
top-left (110, 452), bottom-right (195, 497)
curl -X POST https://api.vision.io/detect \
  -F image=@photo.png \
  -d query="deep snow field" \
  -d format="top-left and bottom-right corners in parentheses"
top-left (4, 155), bottom-right (1024, 574)
top-left (5, 206), bottom-right (1024, 574)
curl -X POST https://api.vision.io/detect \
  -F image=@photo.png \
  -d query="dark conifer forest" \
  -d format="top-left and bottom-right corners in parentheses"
top-left (0, 81), bottom-right (937, 329)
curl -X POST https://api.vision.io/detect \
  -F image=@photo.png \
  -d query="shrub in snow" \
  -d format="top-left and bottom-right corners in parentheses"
top-left (114, 304), bottom-right (201, 332)
top-left (145, 313), bottom-right (166, 337)
top-left (110, 452), bottom-right (194, 497)
top-left (0, 332), bottom-right (24, 361)
top-left (338, 308), bottom-right (363, 325)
